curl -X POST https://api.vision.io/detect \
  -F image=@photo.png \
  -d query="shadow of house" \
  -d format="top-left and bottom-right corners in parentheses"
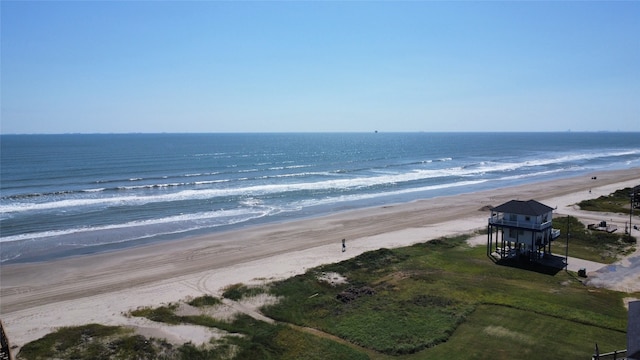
top-left (495, 254), bottom-right (564, 276)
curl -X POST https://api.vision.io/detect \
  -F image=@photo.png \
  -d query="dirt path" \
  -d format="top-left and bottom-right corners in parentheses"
top-left (220, 297), bottom-right (382, 358)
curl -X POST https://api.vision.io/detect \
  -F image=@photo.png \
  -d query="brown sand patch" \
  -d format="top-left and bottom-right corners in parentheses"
top-left (484, 325), bottom-right (534, 345)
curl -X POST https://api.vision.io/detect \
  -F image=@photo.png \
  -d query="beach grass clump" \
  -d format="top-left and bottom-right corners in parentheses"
top-left (577, 187), bottom-right (637, 213)
top-left (187, 295), bottom-right (222, 307)
top-left (222, 283), bottom-right (268, 301)
top-left (17, 324), bottom-right (172, 360)
top-left (130, 305), bottom-right (182, 325)
top-left (17, 324), bottom-right (120, 359)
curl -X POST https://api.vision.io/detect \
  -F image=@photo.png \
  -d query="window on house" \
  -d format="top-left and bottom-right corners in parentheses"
top-left (509, 214), bottom-right (517, 221)
top-left (525, 216), bottom-right (531, 222)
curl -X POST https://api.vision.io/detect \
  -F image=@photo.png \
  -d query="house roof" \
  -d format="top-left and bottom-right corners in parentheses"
top-left (491, 200), bottom-right (554, 216)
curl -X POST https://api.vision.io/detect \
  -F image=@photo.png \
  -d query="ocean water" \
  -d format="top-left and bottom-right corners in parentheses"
top-left (1, 132), bottom-right (639, 263)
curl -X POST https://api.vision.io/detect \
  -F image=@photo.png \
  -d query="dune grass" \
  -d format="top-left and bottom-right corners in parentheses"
top-left (577, 187), bottom-right (637, 213)
top-left (188, 295), bottom-right (222, 307)
top-left (16, 324), bottom-right (172, 360)
top-left (221, 283), bottom-right (268, 301)
top-left (262, 235), bottom-right (632, 359)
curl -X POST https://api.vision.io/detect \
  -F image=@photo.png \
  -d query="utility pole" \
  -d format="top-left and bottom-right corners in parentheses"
top-left (565, 216), bottom-right (570, 270)
top-left (630, 191), bottom-right (634, 243)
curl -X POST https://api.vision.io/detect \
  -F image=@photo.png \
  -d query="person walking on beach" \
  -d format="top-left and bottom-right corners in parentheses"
top-left (342, 239), bottom-right (346, 252)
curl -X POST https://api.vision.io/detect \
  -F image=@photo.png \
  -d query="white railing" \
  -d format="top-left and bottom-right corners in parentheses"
top-left (488, 217), bottom-right (553, 230)
top-left (591, 349), bottom-right (626, 360)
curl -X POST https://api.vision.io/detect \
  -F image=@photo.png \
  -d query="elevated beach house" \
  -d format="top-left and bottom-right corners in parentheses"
top-left (487, 200), bottom-right (561, 261)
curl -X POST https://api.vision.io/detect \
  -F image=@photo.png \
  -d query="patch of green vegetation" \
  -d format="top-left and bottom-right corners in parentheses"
top-left (273, 326), bottom-right (369, 360)
top-left (418, 304), bottom-right (626, 360)
top-left (17, 324), bottom-right (174, 360)
top-left (222, 283), bottom-right (267, 301)
top-left (130, 305), bottom-right (182, 325)
top-left (552, 216), bottom-right (636, 263)
top-left (20, 314), bottom-right (370, 360)
top-left (176, 341), bottom-right (236, 360)
top-left (199, 315), bottom-right (370, 360)
top-left (263, 235), bottom-right (631, 357)
top-left (578, 187), bottom-right (637, 213)
top-left (197, 315), bottom-right (369, 360)
top-left (330, 295), bottom-right (472, 355)
top-left (18, 324), bottom-right (120, 359)
top-left (129, 303), bottom-right (370, 359)
top-left (188, 295), bottom-right (222, 307)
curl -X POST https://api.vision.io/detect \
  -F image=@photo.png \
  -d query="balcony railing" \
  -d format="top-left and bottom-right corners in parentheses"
top-left (488, 217), bottom-right (553, 231)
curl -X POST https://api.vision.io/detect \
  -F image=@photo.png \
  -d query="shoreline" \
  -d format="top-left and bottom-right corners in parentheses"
top-left (1, 168), bottom-right (639, 351)
top-left (2, 165), bottom-right (636, 266)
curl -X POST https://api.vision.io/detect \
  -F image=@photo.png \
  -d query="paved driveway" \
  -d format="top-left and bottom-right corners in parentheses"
top-left (585, 248), bottom-right (640, 293)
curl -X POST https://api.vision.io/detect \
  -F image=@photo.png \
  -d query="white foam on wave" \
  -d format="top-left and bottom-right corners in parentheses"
top-left (259, 171), bottom-right (335, 180)
top-left (524, 149), bottom-right (640, 168)
top-left (0, 165), bottom-right (578, 214)
top-left (0, 207), bottom-right (278, 243)
top-left (0, 172), bottom-right (437, 213)
top-left (495, 168), bottom-right (579, 181)
top-left (2, 148), bottom-right (637, 215)
top-left (288, 179), bottom-right (490, 209)
top-left (82, 188), bottom-right (106, 193)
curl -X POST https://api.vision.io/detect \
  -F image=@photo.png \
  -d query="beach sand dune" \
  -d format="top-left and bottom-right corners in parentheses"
top-left (1, 168), bottom-right (639, 351)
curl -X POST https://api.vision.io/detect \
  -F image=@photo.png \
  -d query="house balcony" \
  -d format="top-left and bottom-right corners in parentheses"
top-left (488, 217), bottom-right (553, 231)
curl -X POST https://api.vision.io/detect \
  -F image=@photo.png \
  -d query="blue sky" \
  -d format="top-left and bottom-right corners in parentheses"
top-left (1, 1), bottom-right (639, 134)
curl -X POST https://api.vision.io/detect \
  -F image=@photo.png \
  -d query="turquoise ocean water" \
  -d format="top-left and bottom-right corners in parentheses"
top-left (1, 132), bottom-right (639, 263)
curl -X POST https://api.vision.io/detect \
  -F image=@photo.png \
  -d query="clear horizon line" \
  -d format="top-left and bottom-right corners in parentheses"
top-left (2, 130), bottom-right (640, 136)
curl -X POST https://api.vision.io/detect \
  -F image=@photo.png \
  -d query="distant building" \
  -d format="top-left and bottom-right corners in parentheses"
top-left (487, 199), bottom-right (561, 261)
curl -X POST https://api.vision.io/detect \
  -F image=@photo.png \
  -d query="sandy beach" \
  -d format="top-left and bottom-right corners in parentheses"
top-left (1, 168), bottom-right (639, 352)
